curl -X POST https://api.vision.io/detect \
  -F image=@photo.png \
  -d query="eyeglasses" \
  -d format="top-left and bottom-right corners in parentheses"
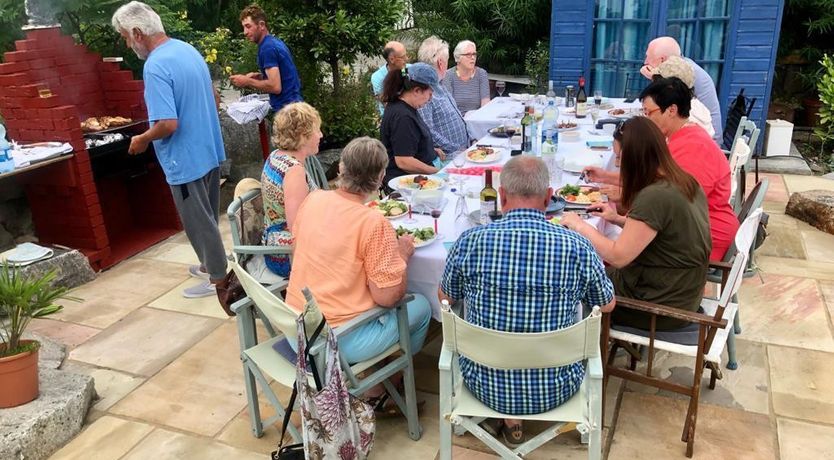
top-left (460, 52), bottom-right (477, 58)
top-left (642, 106), bottom-right (662, 117)
top-left (613, 120), bottom-right (626, 140)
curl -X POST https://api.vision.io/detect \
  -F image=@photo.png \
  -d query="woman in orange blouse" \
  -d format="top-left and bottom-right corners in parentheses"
top-left (285, 136), bottom-right (431, 364)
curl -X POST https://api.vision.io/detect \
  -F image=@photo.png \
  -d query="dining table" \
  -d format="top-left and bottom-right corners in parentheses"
top-left (398, 96), bottom-right (640, 320)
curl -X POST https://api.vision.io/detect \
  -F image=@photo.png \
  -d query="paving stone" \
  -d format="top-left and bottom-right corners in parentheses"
top-left (68, 307), bottom-right (221, 376)
top-left (784, 175), bottom-right (834, 194)
top-left (768, 345), bottom-right (834, 425)
top-left (755, 156), bottom-right (812, 175)
top-left (23, 331), bottom-right (66, 370)
top-left (136, 242), bottom-right (199, 266)
top-left (756, 256), bottom-right (834, 282)
top-left (26, 318), bottom-right (100, 350)
top-left (0, 368), bottom-right (94, 460)
top-left (608, 392), bottom-right (776, 459)
top-left (120, 428), bottom-right (264, 460)
top-left (623, 339), bottom-right (770, 414)
top-left (147, 278), bottom-right (232, 319)
top-left (60, 361), bottom-right (145, 411)
top-left (50, 415), bottom-right (154, 460)
top-left (746, 172), bottom-right (790, 202)
top-left (777, 417), bottom-right (834, 460)
top-left (737, 274), bottom-right (834, 351)
top-left (758, 217), bottom-right (806, 259)
top-left (801, 229), bottom-right (834, 262)
top-left (786, 190), bottom-right (834, 235)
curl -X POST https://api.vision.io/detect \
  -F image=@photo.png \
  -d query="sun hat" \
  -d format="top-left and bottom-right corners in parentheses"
top-left (405, 62), bottom-right (440, 90)
top-left (654, 55), bottom-right (695, 89)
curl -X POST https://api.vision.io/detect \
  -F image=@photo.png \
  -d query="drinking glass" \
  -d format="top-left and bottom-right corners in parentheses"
top-left (590, 107), bottom-right (600, 125)
top-left (398, 188), bottom-right (418, 224)
top-left (502, 118), bottom-right (517, 149)
top-left (430, 207), bottom-right (444, 240)
top-left (495, 80), bottom-right (506, 97)
top-left (452, 149), bottom-right (466, 168)
top-left (593, 90), bottom-right (603, 107)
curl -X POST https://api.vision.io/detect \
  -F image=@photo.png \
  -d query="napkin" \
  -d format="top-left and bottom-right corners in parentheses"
top-left (4, 242), bottom-right (53, 266)
top-left (446, 166), bottom-right (503, 176)
top-left (586, 140), bottom-right (613, 149)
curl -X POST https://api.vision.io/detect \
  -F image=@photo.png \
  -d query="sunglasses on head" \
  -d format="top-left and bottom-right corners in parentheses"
top-left (613, 119), bottom-right (626, 140)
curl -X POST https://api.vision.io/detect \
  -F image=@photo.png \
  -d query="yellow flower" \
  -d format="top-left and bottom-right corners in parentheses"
top-left (211, 48), bottom-right (217, 55)
top-left (225, 66), bottom-right (232, 74)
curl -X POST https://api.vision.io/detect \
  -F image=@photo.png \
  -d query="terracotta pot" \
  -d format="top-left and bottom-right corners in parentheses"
top-left (0, 340), bottom-right (40, 408)
top-left (803, 98), bottom-right (823, 127)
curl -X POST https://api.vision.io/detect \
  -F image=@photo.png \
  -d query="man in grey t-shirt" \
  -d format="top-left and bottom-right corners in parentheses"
top-left (641, 36), bottom-right (723, 144)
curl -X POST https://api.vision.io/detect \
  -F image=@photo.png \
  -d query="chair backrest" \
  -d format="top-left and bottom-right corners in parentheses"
top-left (728, 116), bottom-right (761, 158)
top-left (728, 140), bottom-right (751, 207)
top-left (623, 73), bottom-right (645, 100)
top-left (231, 258), bottom-right (322, 340)
top-left (305, 156), bottom-right (330, 191)
top-left (722, 91), bottom-right (757, 150)
top-left (721, 178), bottom-right (769, 262)
top-left (716, 208), bottom-right (763, 306)
top-left (227, 187), bottom-right (265, 249)
top-left (441, 307), bottom-right (602, 369)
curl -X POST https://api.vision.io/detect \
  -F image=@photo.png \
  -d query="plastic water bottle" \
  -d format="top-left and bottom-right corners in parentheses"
top-left (542, 100), bottom-right (559, 136)
top-left (529, 110), bottom-right (540, 156)
top-left (0, 124), bottom-right (14, 174)
top-left (541, 135), bottom-right (558, 179)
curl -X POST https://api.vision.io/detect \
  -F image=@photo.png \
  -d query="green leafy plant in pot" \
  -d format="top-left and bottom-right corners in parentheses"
top-left (0, 262), bottom-right (79, 408)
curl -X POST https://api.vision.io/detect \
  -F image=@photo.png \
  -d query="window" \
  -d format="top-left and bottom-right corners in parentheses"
top-left (590, 0), bottom-right (733, 98)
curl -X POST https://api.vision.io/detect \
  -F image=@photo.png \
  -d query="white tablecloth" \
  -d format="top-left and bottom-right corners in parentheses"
top-left (404, 110), bottom-right (625, 320)
top-left (463, 96), bottom-right (642, 139)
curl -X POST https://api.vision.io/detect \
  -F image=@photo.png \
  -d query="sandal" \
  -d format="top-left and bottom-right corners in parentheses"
top-left (502, 423), bottom-right (525, 448)
top-left (478, 418), bottom-right (503, 437)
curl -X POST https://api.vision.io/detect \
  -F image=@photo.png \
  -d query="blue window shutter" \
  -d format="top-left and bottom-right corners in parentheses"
top-left (720, 0), bottom-right (786, 152)
top-left (549, 0), bottom-right (593, 86)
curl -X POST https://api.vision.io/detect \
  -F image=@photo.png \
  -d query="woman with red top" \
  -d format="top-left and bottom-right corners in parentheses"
top-left (584, 77), bottom-right (737, 261)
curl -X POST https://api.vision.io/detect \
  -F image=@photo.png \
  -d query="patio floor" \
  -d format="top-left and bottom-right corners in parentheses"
top-left (39, 173), bottom-right (834, 459)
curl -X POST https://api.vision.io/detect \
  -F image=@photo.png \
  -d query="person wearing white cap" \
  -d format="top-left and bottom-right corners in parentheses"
top-left (379, 62), bottom-right (445, 185)
top-left (652, 55), bottom-right (716, 140)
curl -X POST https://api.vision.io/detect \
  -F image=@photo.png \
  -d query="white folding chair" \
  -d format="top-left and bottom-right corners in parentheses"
top-left (728, 140), bottom-right (752, 212)
top-left (438, 305), bottom-right (603, 459)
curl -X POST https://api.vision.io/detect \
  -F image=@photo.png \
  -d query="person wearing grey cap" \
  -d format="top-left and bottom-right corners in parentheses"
top-left (380, 62), bottom-right (444, 185)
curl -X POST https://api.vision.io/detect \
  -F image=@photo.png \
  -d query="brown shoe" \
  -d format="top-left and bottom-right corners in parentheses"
top-left (502, 422), bottom-right (525, 447)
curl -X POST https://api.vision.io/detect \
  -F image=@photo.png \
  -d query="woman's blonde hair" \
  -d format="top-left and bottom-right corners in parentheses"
top-left (271, 102), bottom-right (321, 151)
top-left (338, 137), bottom-right (388, 195)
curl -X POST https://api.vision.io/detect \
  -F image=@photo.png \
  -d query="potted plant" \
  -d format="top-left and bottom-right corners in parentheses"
top-left (0, 262), bottom-right (78, 408)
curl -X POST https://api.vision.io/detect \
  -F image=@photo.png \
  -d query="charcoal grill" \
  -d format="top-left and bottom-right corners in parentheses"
top-left (83, 119), bottom-right (153, 178)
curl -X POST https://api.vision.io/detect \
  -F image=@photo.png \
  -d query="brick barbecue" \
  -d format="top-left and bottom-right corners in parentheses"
top-left (0, 27), bottom-right (182, 270)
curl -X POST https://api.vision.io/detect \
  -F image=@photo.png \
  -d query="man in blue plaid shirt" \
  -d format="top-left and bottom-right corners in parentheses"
top-left (440, 156), bottom-right (615, 446)
top-left (417, 36), bottom-right (471, 155)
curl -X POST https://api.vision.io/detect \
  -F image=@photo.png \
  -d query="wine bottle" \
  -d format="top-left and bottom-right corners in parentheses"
top-left (576, 76), bottom-right (588, 119)
top-left (479, 169), bottom-right (498, 225)
top-left (520, 105), bottom-right (533, 154)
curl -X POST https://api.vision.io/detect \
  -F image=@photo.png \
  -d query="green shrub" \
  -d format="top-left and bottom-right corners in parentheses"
top-left (306, 69), bottom-right (379, 149)
top-left (815, 54), bottom-right (834, 153)
top-left (525, 40), bottom-right (550, 93)
top-left (193, 27), bottom-right (257, 87)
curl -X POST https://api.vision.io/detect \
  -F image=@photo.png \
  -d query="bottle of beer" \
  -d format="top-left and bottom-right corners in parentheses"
top-left (520, 105), bottom-right (533, 153)
top-left (576, 76), bottom-right (588, 119)
top-left (479, 169), bottom-right (498, 225)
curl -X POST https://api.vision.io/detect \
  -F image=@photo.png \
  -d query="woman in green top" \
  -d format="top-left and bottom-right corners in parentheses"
top-left (561, 117), bottom-right (711, 330)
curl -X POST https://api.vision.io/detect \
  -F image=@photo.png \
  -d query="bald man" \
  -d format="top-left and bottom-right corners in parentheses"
top-left (371, 41), bottom-right (408, 116)
top-left (641, 37), bottom-right (722, 144)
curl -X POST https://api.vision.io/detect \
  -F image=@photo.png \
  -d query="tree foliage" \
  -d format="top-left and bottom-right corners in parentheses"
top-left (411, 0), bottom-right (550, 75)
top-left (263, 0), bottom-right (404, 93)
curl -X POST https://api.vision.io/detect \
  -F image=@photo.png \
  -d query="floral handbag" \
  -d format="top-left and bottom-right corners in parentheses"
top-left (295, 314), bottom-right (375, 459)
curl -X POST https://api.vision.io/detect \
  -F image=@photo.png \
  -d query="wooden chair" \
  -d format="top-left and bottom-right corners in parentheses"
top-left (438, 304), bottom-right (604, 459)
top-left (601, 208), bottom-right (764, 457)
top-left (230, 258), bottom-right (423, 441)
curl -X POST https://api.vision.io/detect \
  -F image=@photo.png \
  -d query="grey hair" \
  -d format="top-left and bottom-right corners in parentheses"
top-left (500, 156), bottom-right (550, 198)
top-left (338, 137), bottom-right (389, 195)
top-left (453, 40), bottom-right (476, 60)
top-left (111, 1), bottom-right (165, 36)
top-left (418, 36), bottom-right (449, 67)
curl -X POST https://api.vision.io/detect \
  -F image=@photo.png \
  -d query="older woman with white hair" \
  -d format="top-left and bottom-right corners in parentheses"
top-left (442, 40), bottom-right (490, 114)
top-left (286, 136), bottom-right (432, 365)
top-left (651, 55), bottom-right (716, 138)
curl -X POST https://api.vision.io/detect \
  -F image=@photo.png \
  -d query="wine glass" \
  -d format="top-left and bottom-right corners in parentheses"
top-left (430, 207), bottom-right (444, 240)
top-left (502, 118), bottom-right (516, 149)
top-left (495, 81), bottom-right (506, 98)
top-left (452, 149), bottom-right (466, 168)
top-left (398, 187), bottom-right (418, 224)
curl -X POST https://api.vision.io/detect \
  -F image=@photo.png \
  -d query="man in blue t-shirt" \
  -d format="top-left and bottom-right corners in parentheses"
top-left (112, 1), bottom-right (227, 299)
top-left (230, 5), bottom-right (302, 112)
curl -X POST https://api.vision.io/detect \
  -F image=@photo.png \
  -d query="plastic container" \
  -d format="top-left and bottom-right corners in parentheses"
top-left (764, 119), bottom-right (794, 157)
top-left (0, 124), bottom-right (14, 174)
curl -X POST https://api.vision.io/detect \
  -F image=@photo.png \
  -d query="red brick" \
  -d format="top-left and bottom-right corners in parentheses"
top-left (4, 119), bottom-right (22, 131)
top-left (1, 97), bottom-right (22, 108)
top-left (18, 129), bottom-right (45, 141)
top-left (22, 108), bottom-right (40, 119)
top-left (0, 61), bottom-right (29, 74)
top-left (65, 63), bottom-right (94, 75)
top-left (78, 171), bottom-right (94, 187)
top-left (105, 70), bottom-right (133, 84)
top-left (13, 85), bottom-right (40, 97)
top-left (122, 80), bottom-right (144, 91)
top-left (3, 51), bottom-right (31, 62)
top-left (69, 140), bottom-right (86, 152)
top-left (51, 128), bottom-right (83, 141)
top-left (53, 117), bottom-right (81, 130)
top-left (98, 62), bottom-right (121, 72)
top-left (6, 127), bottom-right (19, 139)
top-left (14, 40), bottom-right (38, 51)
top-left (0, 73), bottom-right (28, 86)
top-left (25, 28), bottom-right (61, 43)
top-left (28, 58), bottom-right (55, 70)
top-left (20, 96), bottom-right (59, 109)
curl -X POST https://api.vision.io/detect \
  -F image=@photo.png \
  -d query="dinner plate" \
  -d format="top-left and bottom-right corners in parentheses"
top-left (556, 125), bottom-right (579, 133)
top-left (607, 108), bottom-right (640, 119)
top-left (466, 147), bottom-right (505, 164)
top-left (488, 127), bottom-right (521, 138)
top-left (366, 199), bottom-right (408, 220)
top-left (396, 226), bottom-right (438, 248)
top-left (508, 93), bottom-right (534, 102)
top-left (388, 174), bottom-right (445, 191)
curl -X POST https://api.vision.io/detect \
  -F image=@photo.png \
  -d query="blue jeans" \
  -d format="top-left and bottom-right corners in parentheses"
top-left (338, 294), bottom-right (432, 364)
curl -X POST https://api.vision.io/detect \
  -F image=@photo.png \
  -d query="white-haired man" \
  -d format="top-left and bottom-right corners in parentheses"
top-left (112, 1), bottom-right (227, 298)
top-left (640, 36), bottom-right (722, 143)
top-left (440, 156), bottom-right (615, 446)
top-left (416, 36), bottom-right (471, 156)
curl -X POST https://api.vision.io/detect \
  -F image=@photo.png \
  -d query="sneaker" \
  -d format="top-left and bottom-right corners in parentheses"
top-left (502, 422), bottom-right (525, 448)
top-left (182, 280), bottom-right (216, 298)
top-left (188, 265), bottom-right (210, 280)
